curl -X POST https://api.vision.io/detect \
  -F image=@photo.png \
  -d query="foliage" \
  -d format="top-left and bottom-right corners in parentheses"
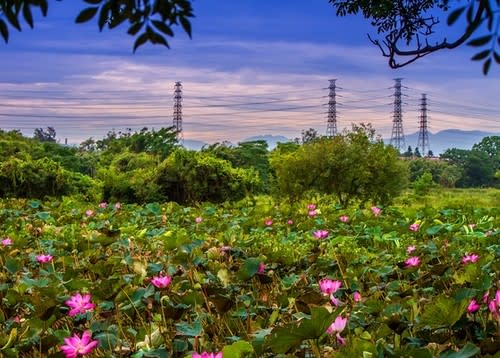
top-left (202, 140), bottom-right (271, 193)
top-left (329, 0), bottom-right (500, 74)
top-left (271, 125), bottom-right (408, 206)
top-left (99, 151), bottom-right (161, 203)
top-left (441, 137), bottom-right (499, 187)
top-left (83, 127), bottom-right (179, 160)
top-left (156, 148), bottom-right (261, 204)
top-left (296, 127), bottom-right (320, 144)
top-left (473, 135), bottom-right (500, 162)
top-left (0, 192), bottom-right (498, 356)
top-left (413, 172), bottom-right (435, 195)
top-left (0, 0), bottom-right (194, 52)
top-left (408, 158), bottom-right (463, 188)
top-left (33, 126), bottom-right (56, 142)
top-left (0, 156), bottom-right (99, 199)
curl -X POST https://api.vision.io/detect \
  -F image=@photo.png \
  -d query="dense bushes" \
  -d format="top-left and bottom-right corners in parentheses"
top-left (99, 149), bottom-right (261, 204)
top-left (156, 149), bottom-right (261, 204)
top-left (0, 157), bottom-right (99, 199)
top-left (99, 151), bottom-right (160, 203)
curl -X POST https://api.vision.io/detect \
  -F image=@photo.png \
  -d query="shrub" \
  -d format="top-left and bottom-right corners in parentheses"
top-left (270, 125), bottom-right (408, 206)
top-left (156, 149), bottom-right (261, 204)
top-left (0, 157), bottom-right (97, 199)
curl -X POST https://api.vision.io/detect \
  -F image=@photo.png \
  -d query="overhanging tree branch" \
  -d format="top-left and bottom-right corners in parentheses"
top-left (372, 1), bottom-right (487, 68)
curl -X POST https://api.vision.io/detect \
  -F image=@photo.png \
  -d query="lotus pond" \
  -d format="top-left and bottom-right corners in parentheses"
top-left (0, 195), bottom-right (499, 357)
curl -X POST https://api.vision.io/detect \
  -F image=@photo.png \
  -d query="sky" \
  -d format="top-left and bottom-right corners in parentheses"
top-left (0, 0), bottom-right (499, 147)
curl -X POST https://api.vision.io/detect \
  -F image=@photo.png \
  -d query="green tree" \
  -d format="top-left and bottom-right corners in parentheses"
top-left (462, 150), bottom-right (496, 187)
top-left (403, 145), bottom-right (413, 158)
top-left (329, 0), bottom-right (499, 74)
top-left (0, 156), bottom-right (97, 199)
top-left (271, 125), bottom-right (407, 206)
top-left (33, 126), bottom-right (56, 142)
top-left (295, 128), bottom-right (320, 144)
top-left (156, 149), bottom-right (261, 204)
top-left (472, 136), bottom-right (499, 162)
top-left (90, 127), bottom-right (178, 160)
top-left (407, 157), bottom-right (463, 187)
top-left (99, 151), bottom-right (160, 203)
top-left (440, 148), bottom-right (470, 165)
top-left (441, 145), bottom-right (497, 187)
top-left (202, 140), bottom-right (271, 193)
top-left (273, 141), bottom-right (300, 154)
top-left (439, 164), bottom-right (463, 188)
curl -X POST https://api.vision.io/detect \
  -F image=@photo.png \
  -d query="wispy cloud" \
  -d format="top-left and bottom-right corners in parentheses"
top-left (1, 23), bottom-right (498, 146)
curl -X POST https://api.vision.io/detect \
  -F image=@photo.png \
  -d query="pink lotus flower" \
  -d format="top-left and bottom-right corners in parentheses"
top-left (467, 299), bottom-right (480, 313)
top-left (468, 223), bottom-right (476, 229)
top-left (405, 256), bottom-right (420, 268)
top-left (99, 202), bottom-right (107, 209)
top-left (264, 219), bottom-right (273, 226)
top-left (1, 238), bottom-right (12, 246)
top-left (36, 254), bottom-right (53, 263)
top-left (326, 316), bottom-right (348, 345)
top-left (60, 331), bottom-right (99, 358)
top-left (287, 219), bottom-right (294, 225)
top-left (257, 262), bottom-right (266, 274)
top-left (488, 290), bottom-right (500, 320)
top-left (313, 230), bottom-right (329, 239)
top-left (307, 204), bottom-right (316, 210)
top-left (485, 230), bottom-right (493, 237)
top-left (339, 215), bottom-right (349, 223)
top-left (195, 216), bottom-right (203, 223)
top-left (353, 291), bottom-right (361, 302)
top-left (409, 223), bottom-right (420, 232)
top-left (371, 206), bottom-right (381, 216)
top-left (114, 202), bottom-right (121, 210)
top-left (462, 253), bottom-right (479, 264)
top-left (192, 352), bottom-right (222, 358)
top-left (406, 245), bottom-right (416, 254)
top-left (308, 210), bottom-right (317, 217)
top-left (326, 315), bottom-right (347, 335)
top-left (85, 209), bottom-right (94, 217)
top-left (150, 274), bottom-right (172, 289)
top-left (319, 279), bottom-right (342, 295)
top-left (65, 293), bottom-right (95, 317)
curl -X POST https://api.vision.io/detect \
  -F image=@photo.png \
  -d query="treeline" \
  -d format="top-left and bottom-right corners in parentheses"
top-left (0, 126), bottom-right (498, 205)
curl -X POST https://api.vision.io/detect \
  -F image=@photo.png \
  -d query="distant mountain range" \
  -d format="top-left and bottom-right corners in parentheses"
top-left (181, 130), bottom-right (498, 154)
top-left (181, 135), bottom-right (290, 151)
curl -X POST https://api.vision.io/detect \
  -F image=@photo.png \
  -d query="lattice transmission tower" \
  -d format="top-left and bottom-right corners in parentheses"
top-left (390, 78), bottom-right (405, 152)
top-left (326, 79), bottom-right (338, 137)
top-left (173, 81), bottom-right (183, 141)
top-left (417, 93), bottom-right (431, 156)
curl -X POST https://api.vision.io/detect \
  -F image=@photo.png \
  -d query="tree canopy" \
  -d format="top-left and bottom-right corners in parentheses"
top-left (0, 0), bottom-right (498, 73)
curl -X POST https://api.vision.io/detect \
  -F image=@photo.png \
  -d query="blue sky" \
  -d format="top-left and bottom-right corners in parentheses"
top-left (0, 0), bottom-right (499, 146)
